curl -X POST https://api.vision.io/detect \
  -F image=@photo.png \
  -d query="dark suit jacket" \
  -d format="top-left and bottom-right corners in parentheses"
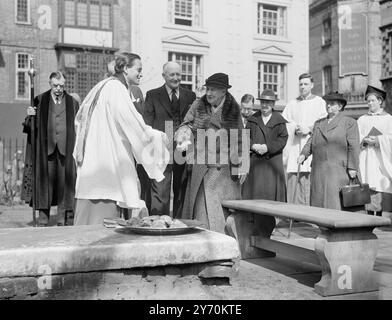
top-left (129, 85), bottom-right (145, 115)
top-left (144, 85), bottom-right (196, 132)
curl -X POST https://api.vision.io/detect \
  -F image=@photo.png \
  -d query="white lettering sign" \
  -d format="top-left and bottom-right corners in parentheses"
top-left (338, 5), bottom-right (352, 30)
top-left (37, 264), bottom-right (52, 290)
top-left (337, 265), bottom-right (352, 290)
top-left (37, 5), bottom-right (52, 30)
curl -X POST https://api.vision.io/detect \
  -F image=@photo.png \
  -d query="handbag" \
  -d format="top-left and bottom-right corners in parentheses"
top-left (340, 176), bottom-right (371, 208)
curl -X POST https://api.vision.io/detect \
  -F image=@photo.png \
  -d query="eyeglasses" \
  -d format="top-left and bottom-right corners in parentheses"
top-left (52, 84), bottom-right (64, 88)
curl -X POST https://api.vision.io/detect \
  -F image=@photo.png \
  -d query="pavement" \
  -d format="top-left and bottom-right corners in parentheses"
top-left (1, 205), bottom-right (392, 300)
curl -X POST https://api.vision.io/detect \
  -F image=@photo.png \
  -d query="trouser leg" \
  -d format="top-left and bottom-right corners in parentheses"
top-left (172, 162), bottom-right (187, 219)
top-left (38, 151), bottom-right (56, 226)
top-left (150, 164), bottom-right (172, 216)
top-left (55, 148), bottom-right (66, 226)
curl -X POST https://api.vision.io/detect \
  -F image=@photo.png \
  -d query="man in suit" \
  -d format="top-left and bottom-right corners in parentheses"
top-left (240, 94), bottom-right (255, 128)
top-left (21, 72), bottom-right (79, 226)
top-left (144, 61), bottom-right (196, 217)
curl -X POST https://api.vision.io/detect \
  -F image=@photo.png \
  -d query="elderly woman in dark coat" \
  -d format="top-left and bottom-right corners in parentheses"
top-left (298, 92), bottom-right (359, 210)
top-left (242, 89), bottom-right (288, 201)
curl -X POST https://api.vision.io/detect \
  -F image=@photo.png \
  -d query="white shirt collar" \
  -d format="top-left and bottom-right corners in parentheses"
top-left (262, 113), bottom-right (272, 124)
top-left (368, 109), bottom-right (385, 116)
top-left (165, 85), bottom-right (179, 100)
top-left (212, 96), bottom-right (226, 113)
top-left (51, 92), bottom-right (63, 104)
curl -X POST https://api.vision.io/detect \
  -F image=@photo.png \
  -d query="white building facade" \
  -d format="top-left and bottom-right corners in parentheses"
top-left (132, 0), bottom-right (310, 108)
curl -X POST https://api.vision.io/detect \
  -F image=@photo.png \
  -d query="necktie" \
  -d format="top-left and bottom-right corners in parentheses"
top-left (171, 89), bottom-right (178, 105)
top-left (56, 97), bottom-right (60, 104)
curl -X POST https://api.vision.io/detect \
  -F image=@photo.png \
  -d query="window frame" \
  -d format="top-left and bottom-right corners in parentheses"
top-left (389, 32), bottom-right (392, 76)
top-left (168, 51), bottom-right (203, 92)
top-left (257, 61), bottom-right (286, 101)
top-left (15, 0), bottom-right (31, 25)
top-left (322, 16), bottom-right (332, 47)
top-left (15, 52), bottom-right (31, 101)
top-left (322, 65), bottom-right (333, 95)
top-left (63, 0), bottom-right (113, 31)
top-left (257, 3), bottom-right (286, 37)
top-left (169, 0), bottom-right (202, 28)
top-left (62, 51), bottom-right (114, 100)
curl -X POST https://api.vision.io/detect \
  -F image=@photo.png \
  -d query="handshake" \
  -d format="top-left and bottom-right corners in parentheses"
top-left (295, 125), bottom-right (310, 136)
top-left (174, 126), bottom-right (192, 152)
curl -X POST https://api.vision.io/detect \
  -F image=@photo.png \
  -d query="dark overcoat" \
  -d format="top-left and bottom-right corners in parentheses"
top-left (301, 113), bottom-right (360, 210)
top-left (21, 90), bottom-right (79, 210)
top-left (242, 111), bottom-right (288, 201)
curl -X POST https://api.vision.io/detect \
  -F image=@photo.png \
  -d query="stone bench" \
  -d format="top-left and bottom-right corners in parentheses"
top-left (0, 225), bottom-right (239, 300)
top-left (222, 199), bottom-right (392, 297)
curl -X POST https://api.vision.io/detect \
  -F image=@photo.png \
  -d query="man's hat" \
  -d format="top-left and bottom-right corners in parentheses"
top-left (365, 85), bottom-right (386, 101)
top-left (257, 89), bottom-right (278, 101)
top-left (322, 92), bottom-right (347, 108)
top-left (204, 73), bottom-right (232, 89)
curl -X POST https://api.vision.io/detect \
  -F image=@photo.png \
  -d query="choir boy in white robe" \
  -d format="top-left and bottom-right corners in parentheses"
top-left (358, 85), bottom-right (392, 216)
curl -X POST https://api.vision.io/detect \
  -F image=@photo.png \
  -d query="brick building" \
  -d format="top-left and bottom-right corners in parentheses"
top-left (0, 0), bottom-right (132, 141)
top-left (380, 0), bottom-right (392, 113)
top-left (309, 0), bottom-right (383, 118)
top-left (1, 0), bottom-right (310, 141)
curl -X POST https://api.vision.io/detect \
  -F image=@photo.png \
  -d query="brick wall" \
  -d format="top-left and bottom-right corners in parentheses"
top-left (0, 263), bottom-right (234, 300)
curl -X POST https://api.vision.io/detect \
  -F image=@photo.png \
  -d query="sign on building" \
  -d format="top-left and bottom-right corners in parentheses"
top-left (338, 1), bottom-right (368, 76)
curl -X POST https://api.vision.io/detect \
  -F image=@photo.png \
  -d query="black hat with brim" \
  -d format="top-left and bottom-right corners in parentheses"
top-left (365, 85), bottom-right (386, 101)
top-left (322, 92), bottom-right (347, 108)
top-left (257, 89), bottom-right (278, 101)
top-left (204, 73), bottom-right (232, 89)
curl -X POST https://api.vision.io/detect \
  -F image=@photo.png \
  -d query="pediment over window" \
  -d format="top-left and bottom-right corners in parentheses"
top-left (162, 34), bottom-right (210, 48)
top-left (253, 45), bottom-right (292, 57)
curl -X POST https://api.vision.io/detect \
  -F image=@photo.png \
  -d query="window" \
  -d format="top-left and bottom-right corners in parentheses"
top-left (15, 0), bottom-right (30, 24)
top-left (77, 0), bottom-right (88, 27)
top-left (322, 17), bottom-right (332, 46)
top-left (65, 0), bottom-right (76, 25)
top-left (168, 0), bottom-right (202, 27)
top-left (389, 33), bottom-right (392, 76)
top-left (64, 0), bottom-right (112, 30)
top-left (15, 53), bottom-right (30, 100)
top-left (168, 52), bottom-right (202, 92)
top-left (322, 66), bottom-right (332, 95)
top-left (63, 52), bottom-right (113, 100)
top-left (258, 62), bottom-right (286, 100)
top-left (257, 3), bottom-right (286, 36)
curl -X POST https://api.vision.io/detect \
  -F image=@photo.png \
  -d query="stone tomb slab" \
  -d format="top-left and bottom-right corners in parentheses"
top-left (0, 225), bottom-right (240, 299)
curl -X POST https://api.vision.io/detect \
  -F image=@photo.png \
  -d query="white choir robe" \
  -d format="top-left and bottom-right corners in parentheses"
top-left (282, 95), bottom-right (327, 173)
top-left (357, 112), bottom-right (392, 194)
top-left (73, 79), bottom-right (169, 209)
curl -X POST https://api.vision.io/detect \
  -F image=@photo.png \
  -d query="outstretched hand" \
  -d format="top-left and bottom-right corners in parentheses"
top-left (27, 106), bottom-right (36, 116)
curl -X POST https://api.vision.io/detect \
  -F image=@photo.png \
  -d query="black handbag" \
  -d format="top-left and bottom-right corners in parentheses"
top-left (340, 176), bottom-right (371, 208)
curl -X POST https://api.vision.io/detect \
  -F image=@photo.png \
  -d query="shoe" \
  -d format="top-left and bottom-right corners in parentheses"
top-left (57, 222), bottom-right (65, 226)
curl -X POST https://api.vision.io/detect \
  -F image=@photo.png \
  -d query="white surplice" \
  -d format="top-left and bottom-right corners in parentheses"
top-left (357, 112), bottom-right (392, 194)
top-left (73, 78), bottom-right (169, 209)
top-left (282, 95), bottom-right (327, 173)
